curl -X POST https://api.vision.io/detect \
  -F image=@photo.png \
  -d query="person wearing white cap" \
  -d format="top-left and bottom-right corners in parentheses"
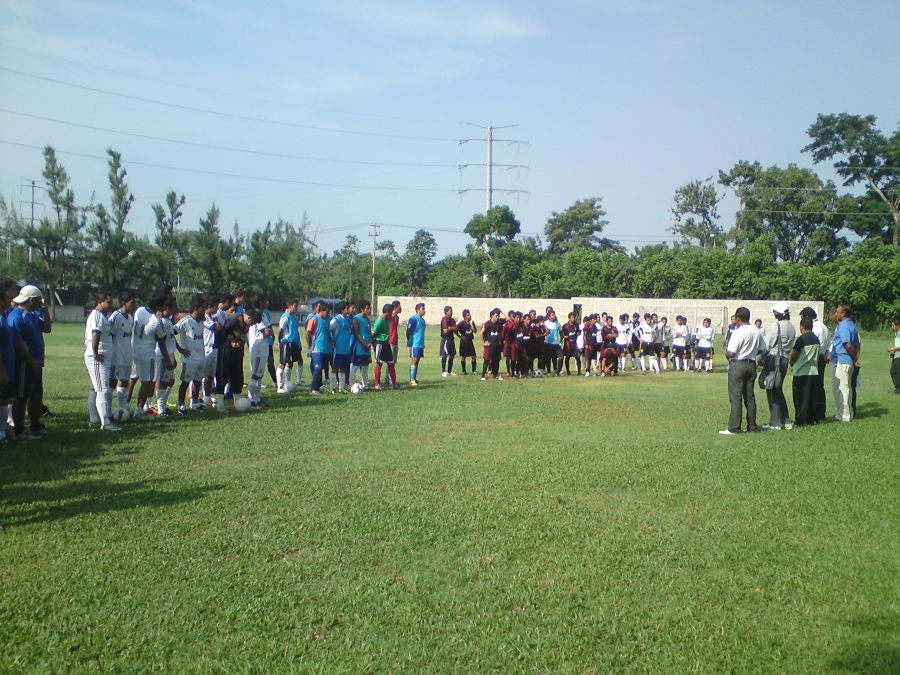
top-left (763, 301), bottom-right (796, 430)
top-left (6, 285), bottom-right (53, 439)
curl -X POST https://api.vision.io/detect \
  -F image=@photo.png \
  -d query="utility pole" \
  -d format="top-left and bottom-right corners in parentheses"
top-left (456, 124), bottom-right (530, 210)
top-left (369, 223), bottom-right (380, 304)
top-left (19, 177), bottom-right (45, 264)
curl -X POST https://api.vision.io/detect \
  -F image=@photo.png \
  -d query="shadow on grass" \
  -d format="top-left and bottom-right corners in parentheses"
top-left (853, 402), bottom-right (889, 420)
top-left (831, 614), bottom-right (900, 674)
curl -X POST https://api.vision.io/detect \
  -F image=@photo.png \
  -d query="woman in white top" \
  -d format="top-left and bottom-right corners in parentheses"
top-left (764, 302), bottom-right (797, 429)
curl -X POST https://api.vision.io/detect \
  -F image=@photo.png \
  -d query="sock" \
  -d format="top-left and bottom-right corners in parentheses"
top-left (441, 357), bottom-right (447, 373)
top-left (0, 405), bottom-right (7, 438)
top-left (276, 367), bottom-right (284, 390)
top-left (116, 386), bottom-right (127, 410)
top-left (387, 363), bottom-right (397, 385)
top-left (660, 356), bottom-right (667, 371)
top-left (361, 366), bottom-right (369, 387)
top-left (651, 357), bottom-right (659, 373)
top-left (88, 390), bottom-right (100, 424)
top-left (447, 356), bottom-right (454, 374)
top-left (215, 393), bottom-right (227, 412)
top-left (156, 388), bottom-right (166, 411)
top-left (337, 375), bottom-right (344, 392)
top-left (349, 364), bottom-right (359, 385)
top-left (374, 364), bottom-right (382, 385)
top-left (285, 366), bottom-right (293, 384)
top-left (640, 356), bottom-right (647, 372)
top-left (249, 379), bottom-right (261, 403)
top-left (329, 372), bottom-right (337, 390)
top-left (96, 390), bottom-right (110, 426)
top-left (410, 365), bottom-right (417, 382)
top-left (461, 361), bottom-right (468, 374)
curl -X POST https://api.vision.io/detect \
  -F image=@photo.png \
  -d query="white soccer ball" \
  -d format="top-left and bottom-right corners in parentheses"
top-left (285, 381), bottom-right (298, 393)
top-left (350, 383), bottom-right (363, 395)
top-left (112, 408), bottom-right (131, 423)
top-left (533, 370), bottom-right (544, 378)
top-left (234, 396), bottom-right (252, 413)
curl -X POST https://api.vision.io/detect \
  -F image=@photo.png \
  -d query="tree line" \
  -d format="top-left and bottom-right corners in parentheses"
top-left (1, 112), bottom-right (897, 328)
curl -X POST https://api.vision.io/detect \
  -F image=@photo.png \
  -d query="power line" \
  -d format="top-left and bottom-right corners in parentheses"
top-left (0, 41), bottom-right (463, 126)
top-left (0, 108), bottom-right (463, 168)
top-left (0, 140), bottom-right (481, 193)
top-left (0, 67), bottom-right (458, 142)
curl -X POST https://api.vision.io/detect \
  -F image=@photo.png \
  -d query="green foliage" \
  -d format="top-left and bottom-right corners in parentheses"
top-left (670, 178), bottom-right (725, 247)
top-left (401, 229), bottom-right (437, 294)
top-left (464, 204), bottom-right (520, 250)
top-left (544, 198), bottom-right (619, 254)
top-left (423, 255), bottom-right (489, 297)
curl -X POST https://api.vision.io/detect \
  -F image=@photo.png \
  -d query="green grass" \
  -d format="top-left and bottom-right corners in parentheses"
top-left (1, 325), bottom-right (899, 674)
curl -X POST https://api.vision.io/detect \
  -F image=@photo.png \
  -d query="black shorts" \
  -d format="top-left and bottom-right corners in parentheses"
top-left (673, 345), bottom-right (686, 357)
top-left (659, 345), bottom-right (669, 356)
top-left (279, 341), bottom-right (302, 365)
top-left (459, 338), bottom-right (476, 358)
top-left (15, 362), bottom-right (42, 400)
top-left (375, 341), bottom-right (395, 364)
top-left (1, 376), bottom-right (17, 401)
top-left (641, 342), bottom-right (656, 356)
top-left (695, 347), bottom-right (711, 359)
top-left (440, 339), bottom-right (457, 357)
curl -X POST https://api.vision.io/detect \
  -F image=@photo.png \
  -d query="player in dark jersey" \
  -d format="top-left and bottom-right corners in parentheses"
top-left (561, 312), bottom-right (581, 376)
top-left (502, 310), bottom-right (517, 378)
top-left (480, 308), bottom-right (503, 380)
top-left (629, 312), bottom-right (641, 370)
top-left (439, 306), bottom-right (458, 377)
top-left (456, 309), bottom-right (477, 375)
top-left (583, 315), bottom-right (598, 376)
top-left (600, 315), bottom-right (619, 376)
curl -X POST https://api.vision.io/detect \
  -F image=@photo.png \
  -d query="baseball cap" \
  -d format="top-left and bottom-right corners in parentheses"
top-left (770, 301), bottom-right (789, 314)
top-left (13, 285), bottom-right (42, 304)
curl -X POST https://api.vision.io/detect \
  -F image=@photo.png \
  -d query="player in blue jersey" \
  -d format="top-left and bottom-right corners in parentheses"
top-left (350, 300), bottom-right (373, 389)
top-left (276, 299), bottom-right (302, 393)
top-left (308, 303), bottom-right (334, 395)
top-left (329, 301), bottom-right (355, 393)
top-left (406, 302), bottom-right (426, 386)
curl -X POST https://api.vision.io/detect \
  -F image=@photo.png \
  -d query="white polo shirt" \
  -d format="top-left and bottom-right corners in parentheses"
top-left (726, 324), bottom-right (760, 361)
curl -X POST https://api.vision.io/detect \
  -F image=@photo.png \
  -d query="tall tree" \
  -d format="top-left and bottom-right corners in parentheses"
top-left (22, 146), bottom-right (84, 316)
top-left (544, 198), bottom-right (619, 254)
top-left (670, 178), bottom-right (724, 247)
top-left (188, 204), bottom-right (226, 293)
top-left (719, 161), bottom-right (847, 263)
top-left (401, 229), bottom-right (437, 294)
top-left (151, 191), bottom-right (186, 286)
top-left (464, 205), bottom-right (520, 258)
top-left (803, 113), bottom-right (900, 246)
top-left (88, 149), bottom-right (137, 291)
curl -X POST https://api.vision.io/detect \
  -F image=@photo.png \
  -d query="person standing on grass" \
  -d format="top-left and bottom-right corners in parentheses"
top-left (389, 300), bottom-right (403, 370)
top-left (887, 317), bottom-right (900, 395)
top-left (108, 291), bottom-right (136, 415)
top-left (84, 292), bottom-right (119, 431)
top-left (600, 315), bottom-right (619, 376)
top-left (130, 295), bottom-right (167, 419)
top-left (789, 317), bottom-right (821, 427)
top-left (202, 294), bottom-right (221, 408)
top-left (502, 310), bottom-right (517, 378)
top-left (671, 316), bottom-right (689, 372)
top-left (763, 302), bottom-right (796, 430)
top-left (543, 309), bottom-right (563, 376)
top-left (481, 308), bottom-right (503, 380)
top-left (175, 297), bottom-right (206, 413)
top-left (406, 302), bottom-right (426, 386)
top-left (561, 312), bottom-right (581, 376)
top-left (308, 303), bottom-right (333, 396)
top-left (439, 306), bottom-right (457, 377)
top-left (800, 307), bottom-right (829, 423)
top-left (0, 283), bottom-right (16, 443)
top-left (276, 299), bottom-right (302, 392)
top-left (694, 318), bottom-right (715, 373)
top-left (246, 305), bottom-right (270, 407)
top-left (213, 308), bottom-right (254, 412)
top-left (456, 309), bottom-right (477, 376)
top-left (372, 303), bottom-right (397, 390)
top-left (719, 306), bottom-right (760, 436)
top-left (828, 304), bottom-right (860, 422)
top-left (350, 300), bottom-right (373, 389)
top-left (253, 294), bottom-right (278, 389)
top-left (329, 301), bottom-right (356, 393)
top-left (638, 313), bottom-right (659, 374)
top-left (8, 285), bottom-right (53, 439)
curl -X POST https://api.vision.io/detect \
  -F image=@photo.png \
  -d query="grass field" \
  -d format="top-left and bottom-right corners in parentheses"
top-left (1, 324), bottom-right (898, 674)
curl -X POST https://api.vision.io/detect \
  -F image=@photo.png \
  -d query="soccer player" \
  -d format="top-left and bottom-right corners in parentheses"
top-left (108, 291), bottom-right (136, 415)
top-left (372, 303), bottom-right (398, 390)
top-left (615, 314), bottom-right (631, 372)
top-left (637, 313), bottom-right (659, 374)
top-left (254, 294), bottom-right (278, 388)
top-left (629, 312), bottom-right (641, 370)
top-left (213, 308), bottom-right (255, 412)
top-left (153, 297), bottom-right (186, 416)
top-left (600, 315), bottom-right (619, 377)
top-left (671, 315), bottom-right (690, 372)
top-left (582, 315), bottom-right (598, 376)
top-left (657, 316), bottom-right (671, 372)
top-left (514, 312), bottom-right (531, 378)
top-left (330, 301), bottom-right (355, 393)
top-left (456, 309), bottom-right (478, 375)
top-left (85, 292), bottom-right (119, 431)
top-left (247, 305), bottom-right (270, 407)
top-left (350, 300), bottom-right (373, 389)
top-left (389, 300), bottom-right (403, 371)
top-left (305, 300), bottom-right (320, 383)
top-left (440, 306), bottom-right (457, 377)
top-left (544, 309), bottom-right (563, 376)
top-left (480, 308), bottom-right (504, 380)
top-left (202, 294), bottom-right (221, 407)
top-left (308, 303), bottom-right (334, 395)
top-left (502, 310), bottom-right (517, 378)
top-left (277, 299), bottom-right (302, 392)
top-left (694, 318), bottom-right (715, 373)
top-left (407, 302), bottom-right (426, 386)
top-left (131, 294), bottom-right (169, 420)
top-left (176, 296), bottom-right (207, 413)
top-left (561, 312), bottom-right (581, 376)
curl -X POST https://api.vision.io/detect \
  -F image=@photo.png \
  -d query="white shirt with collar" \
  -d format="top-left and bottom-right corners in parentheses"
top-left (726, 323), bottom-right (760, 361)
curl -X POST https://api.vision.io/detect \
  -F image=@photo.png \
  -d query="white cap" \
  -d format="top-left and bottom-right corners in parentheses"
top-left (13, 284), bottom-right (42, 304)
top-left (770, 301), bottom-right (789, 314)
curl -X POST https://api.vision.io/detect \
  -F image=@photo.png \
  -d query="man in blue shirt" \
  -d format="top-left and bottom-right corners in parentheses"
top-left (407, 302), bottom-right (427, 386)
top-left (7, 284), bottom-right (53, 439)
top-left (308, 304), bottom-right (333, 395)
top-left (828, 303), bottom-right (860, 422)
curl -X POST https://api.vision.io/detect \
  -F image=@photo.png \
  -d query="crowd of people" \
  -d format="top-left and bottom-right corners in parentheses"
top-left (0, 278), bottom-right (895, 441)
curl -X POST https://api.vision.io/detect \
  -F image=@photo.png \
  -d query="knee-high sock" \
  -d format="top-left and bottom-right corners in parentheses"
top-left (349, 364), bottom-right (359, 385)
top-left (387, 363), bottom-right (397, 385)
top-left (660, 356), bottom-right (668, 371)
top-left (96, 390), bottom-right (110, 426)
top-left (674, 356), bottom-right (681, 371)
top-left (284, 366), bottom-right (292, 384)
top-left (88, 390), bottom-right (100, 424)
top-left (248, 379), bottom-right (261, 403)
top-left (447, 355), bottom-right (454, 374)
top-left (640, 355), bottom-right (647, 372)
top-left (360, 365), bottom-right (369, 387)
top-left (442, 357), bottom-right (448, 373)
top-left (276, 366), bottom-right (284, 390)
top-left (116, 386), bottom-right (127, 410)
top-left (410, 365), bottom-right (417, 382)
top-left (0, 405), bottom-right (8, 437)
top-left (374, 363), bottom-right (382, 385)
top-left (461, 360), bottom-right (468, 374)
top-left (650, 356), bottom-right (660, 372)
top-left (329, 371), bottom-right (337, 390)
top-left (482, 359), bottom-right (489, 377)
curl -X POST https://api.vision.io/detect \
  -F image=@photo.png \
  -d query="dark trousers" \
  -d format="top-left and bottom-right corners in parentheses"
top-left (215, 348), bottom-right (243, 395)
top-left (766, 360), bottom-right (790, 427)
top-left (813, 356), bottom-right (827, 422)
top-left (727, 360), bottom-right (758, 433)
top-left (892, 358), bottom-right (900, 393)
top-left (792, 375), bottom-right (815, 426)
top-left (851, 365), bottom-right (860, 416)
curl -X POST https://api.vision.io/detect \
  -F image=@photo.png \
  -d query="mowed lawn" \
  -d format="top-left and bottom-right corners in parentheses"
top-left (1, 324), bottom-right (898, 674)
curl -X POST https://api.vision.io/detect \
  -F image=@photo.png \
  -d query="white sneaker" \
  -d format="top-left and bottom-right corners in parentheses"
top-left (277, 387), bottom-right (288, 394)
top-left (481, 376), bottom-right (487, 381)
top-left (718, 429), bottom-right (736, 435)
top-left (441, 372), bottom-right (448, 377)
top-left (103, 423), bottom-right (122, 432)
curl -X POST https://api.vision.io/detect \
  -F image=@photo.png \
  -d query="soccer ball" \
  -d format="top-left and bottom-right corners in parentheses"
top-left (285, 381), bottom-right (298, 393)
top-left (533, 370), bottom-right (544, 378)
top-left (234, 397), bottom-right (252, 413)
top-left (112, 408), bottom-right (131, 423)
top-left (350, 383), bottom-right (363, 395)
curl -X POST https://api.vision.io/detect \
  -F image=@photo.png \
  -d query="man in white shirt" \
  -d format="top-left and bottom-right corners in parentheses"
top-left (176, 297), bottom-right (207, 413)
top-left (108, 291), bottom-right (136, 414)
top-left (720, 307), bottom-right (760, 435)
top-left (694, 319), bottom-right (716, 373)
top-left (671, 316), bottom-right (690, 372)
top-left (84, 292), bottom-right (119, 431)
top-left (615, 314), bottom-right (631, 372)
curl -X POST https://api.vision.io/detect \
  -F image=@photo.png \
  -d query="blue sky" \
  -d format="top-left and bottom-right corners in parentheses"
top-left (1, 0), bottom-right (898, 258)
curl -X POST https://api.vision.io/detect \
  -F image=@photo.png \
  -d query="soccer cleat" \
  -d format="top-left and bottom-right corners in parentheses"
top-left (761, 424), bottom-right (782, 431)
top-left (441, 372), bottom-right (448, 377)
top-left (191, 404), bottom-right (205, 412)
top-left (410, 380), bottom-right (418, 386)
top-left (718, 429), bottom-right (736, 436)
top-left (157, 409), bottom-right (172, 418)
top-left (310, 390), bottom-right (322, 396)
top-left (374, 385), bottom-right (384, 391)
top-left (481, 377), bottom-right (487, 381)
top-left (30, 425), bottom-right (53, 436)
top-left (250, 402), bottom-right (264, 409)
top-left (177, 407), bottom-right (189, 415)
top-left (102, 423), bottom-right (122, 432)
top-left (16, 429), bottom-right (41, 441)
top-left (391, 384), bottom-right (401, 390)
top-left (450, 372), bottom-right (458, 376)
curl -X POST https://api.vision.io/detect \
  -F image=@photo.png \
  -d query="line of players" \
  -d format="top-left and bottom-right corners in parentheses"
top-left (438, 306), bottom-right (725, 380)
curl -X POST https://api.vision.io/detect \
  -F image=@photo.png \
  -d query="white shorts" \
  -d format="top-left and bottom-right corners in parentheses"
top-left (154, 358), bottom-right (175, 383)
top-left (249, 355), bottom-right (267, 379)
top-left (111, 364), bottom-right (131, 381)
top-left (84, 354), bottom-right (111, 393)
top-left (131, 356), bottom-right (157, 382)
top-left (203, 351), bottom-right (217, 378)
top-left (181, 360), bottom-right (205, 383)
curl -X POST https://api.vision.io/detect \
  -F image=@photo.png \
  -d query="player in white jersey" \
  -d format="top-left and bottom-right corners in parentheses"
top-left (657, 316), bottom-right (672, 371)
top-left (694, 318), bottom-right (716, 373)
top-left (85, 292), bottom-right (119, 431)
top-left (246, 308), bottom-right (269, 407)
top-left (202, 295), bottom-right (220, 407)
top-left (151, 297), bottom-right (182, 416)
top-left (108, 290), bottom-right (136, 414)
top-left (637, 313), bottom-right (659, 373)
top-left (615, 314), bottom-right (631, 372)
top-left (671, 316), bottom-right (691, 371)
top-left (176, 296), bottom-right (207, 413)
top-left (131, 295), bottom-right (171, 419)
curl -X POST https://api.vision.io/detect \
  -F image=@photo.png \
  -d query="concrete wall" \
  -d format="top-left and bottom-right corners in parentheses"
top-left (377, 296), bottom-right (826, 335)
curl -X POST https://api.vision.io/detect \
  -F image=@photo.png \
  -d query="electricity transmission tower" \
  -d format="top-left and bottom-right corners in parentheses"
top-left (19, 177), bottom-right (45, 263)
top-left (457, 124), bottom-right (530, 211)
